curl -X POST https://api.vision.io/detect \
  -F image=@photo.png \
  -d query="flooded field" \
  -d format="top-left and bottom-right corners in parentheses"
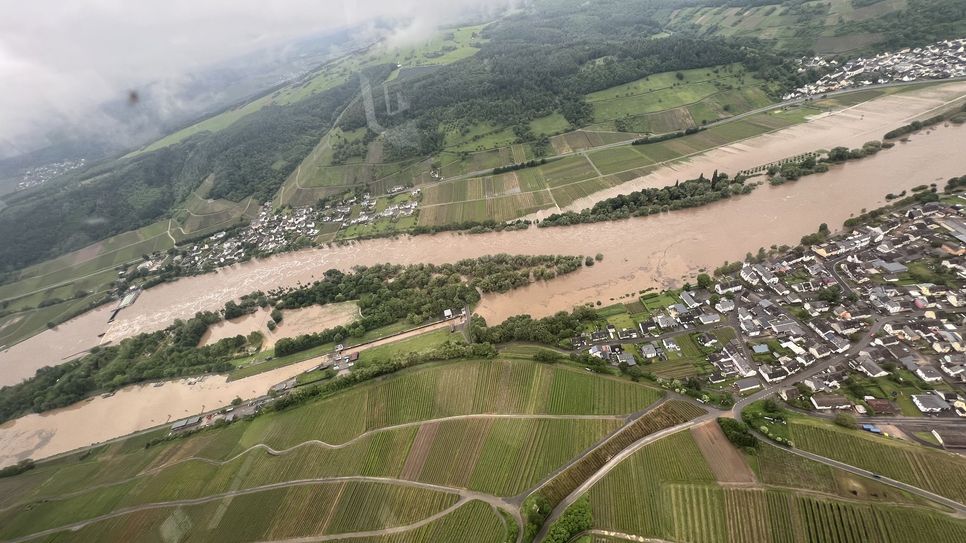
top-left (0, 318), bottom-right (460, 466)
top-left (198, 301), bottom-right (360, 348)
top-left (0, 357), bottom-right (323, 467)
top-left (0, 82), bottom-right (964, 389)
top-left (538, 82), bottom-right (966, 216)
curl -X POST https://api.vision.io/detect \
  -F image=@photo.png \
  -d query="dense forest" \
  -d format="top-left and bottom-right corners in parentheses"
top-left (539, 171), bottom-right (749, 227)
top-left (0, 255), bottom-right (583, 422)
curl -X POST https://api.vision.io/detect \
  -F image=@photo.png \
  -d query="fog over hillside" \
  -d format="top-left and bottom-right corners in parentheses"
top-left (0, 0), bottom-right (518, 168)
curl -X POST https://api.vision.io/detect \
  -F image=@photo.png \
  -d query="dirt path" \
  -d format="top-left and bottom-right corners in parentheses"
top-left (0, 413), bottom-right (626, 515)
top-left (5, 477), bottom-right (513, 543)
top-left (399, 421), bottom-right (439, 480)
top-left (690, 421), bottom-right (757, 484)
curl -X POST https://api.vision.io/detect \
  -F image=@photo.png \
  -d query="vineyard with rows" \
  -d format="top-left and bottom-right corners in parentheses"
top-left (403, 418), bottom-right (621, 496)
top-left (588, 422), bottom-right (966, 543)
top-left (0, 417), bottom-right (618, 539)
top-left (345, 500), bottom-right (508, 543)
top-left (239, 359), bottom-right (662, 448)
top-left (752, 442), bottom-right (929, 506)
top-left (590, 431), bottom-right (716, 537)
top-left (789, 420), bottom-right (966, 503)
top-left (21, 481), bottom-right (461, 543)
top-left (537, 400), bottom-right (707, 505)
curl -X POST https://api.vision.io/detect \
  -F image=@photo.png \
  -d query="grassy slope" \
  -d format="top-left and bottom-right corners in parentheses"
top-left (789, 417), bottom-right (966, 503)
top-left (0, 357), bottom-right (659, 540)
top-left (589, 425), bottom-right (966, 543)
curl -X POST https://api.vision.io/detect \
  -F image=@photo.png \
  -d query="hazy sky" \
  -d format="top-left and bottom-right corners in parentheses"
top-left (0, 0), bottom-right (513, 151)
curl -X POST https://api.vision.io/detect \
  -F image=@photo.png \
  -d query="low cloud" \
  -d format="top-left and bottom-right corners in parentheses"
top-left (0, 0), bottom-right (518, 156)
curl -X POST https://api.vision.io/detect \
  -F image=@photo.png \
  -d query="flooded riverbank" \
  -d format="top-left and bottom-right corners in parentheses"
top-left (0, 82), bottom-right (964, 388)
top-left (198, 302), bottom-right (360, 349)
top-left (0, 318), bottom-right (461, 467)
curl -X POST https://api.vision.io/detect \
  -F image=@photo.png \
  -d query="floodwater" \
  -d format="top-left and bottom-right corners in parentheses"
top-left (198, 302), bottom-right (360, 349)
top-left (0, 82), bottom-right (963, 388)
top-left (0, 318), bottom-right (461, 467)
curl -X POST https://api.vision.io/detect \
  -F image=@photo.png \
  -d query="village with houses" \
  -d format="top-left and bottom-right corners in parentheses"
top-left (573, 196), bottom-right (966, 448)
top-left (14, 158), bottom-right (87, 191)
top-left (784, 38), bottom-right (966, 99)
top-left (138, 187), bottom-right (419, 276)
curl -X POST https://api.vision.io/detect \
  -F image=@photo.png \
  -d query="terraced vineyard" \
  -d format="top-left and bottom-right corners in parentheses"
top-left (237, 359), bottom-right (662, 448)
top-left (0, 358), bottom-right (658, 541)
top-left (590, 430), bottom-right (966, 543)
top-left (789, 419), bottom-right (966, 503)
top-left (27, 481), bottom-right (461, 543)
top-left (343, 500), bottom-right (508, 543)
top-left (537, 400), bottom-right (707, 506)
top-left (0, 419), bottom-right (618, 540)
top-left (590, 431), bottom-right (717, 537)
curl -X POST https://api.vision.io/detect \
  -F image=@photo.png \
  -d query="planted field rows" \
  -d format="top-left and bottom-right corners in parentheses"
top-left (3, 360), bottom-right (657, 511)
top-left (0, 418), bottom-right (612, 540)
top-left (31, 481), bottom-right (459, 543)
top-left (789, 420), bottom-right (966, 503)
top-left (345, 500), bottom-right (508, 543)
top-left (590, 431), bottom-right (716, 537)
top-left (539, 400), bottom-right (706, 506)
top-left (409, 418), bottom-right (620, 496)
top-left (589, 418), bottom-right (966, 543)
top-left (417, 190), bottom-right (555, 226)
top-left (242, 360), bottom-right (660, 448)
top-left (594, 479), bottom-right (966, 543)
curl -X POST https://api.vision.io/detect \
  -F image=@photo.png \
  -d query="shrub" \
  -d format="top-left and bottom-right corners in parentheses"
top-left (717, 417), bottom-right (759, 449)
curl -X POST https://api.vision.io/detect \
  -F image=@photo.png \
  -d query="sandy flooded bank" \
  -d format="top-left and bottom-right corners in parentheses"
top-left (0, 357), bottom-right (321, 468)
top-left (198, 302), bottom-right (360, 349)
top-left (0, 318), bottom-right (462, 467)
top-left (0, 82), bottom-right (964, 387)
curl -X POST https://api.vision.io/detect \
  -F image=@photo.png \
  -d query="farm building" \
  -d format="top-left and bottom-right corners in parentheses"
top-left (170, 415), bottom-right (202, 432)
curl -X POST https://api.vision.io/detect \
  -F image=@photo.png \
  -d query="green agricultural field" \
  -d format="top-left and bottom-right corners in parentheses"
top-left (0, 219), bottom-right (176, 347)
top-left (662, 1), bottom-right (909, 53)
top-left (789, 418), bottom-right (966, 503)
top-left (354, 328), bottom-right (459, 366)
top-left (132, 24), bottom-right (487, 157)
top-left (227, 319), bottom-right (420, 381)
top-left (590, 426), bottom-right (966, 543)
top-left (346, 500), bottom-right (508, 543)
top-left (0, 352), bottom-right (657, 540)
top-left (20, 481), bottom-right (460, 543)
top-left (0, 417), bottom-right (614, 531)
top-left (241, 359), bottom-right (660, 447)
top-left (586, 64), bottom-right (772, 129)
top-left (537, 401), bottom-right (706, 506)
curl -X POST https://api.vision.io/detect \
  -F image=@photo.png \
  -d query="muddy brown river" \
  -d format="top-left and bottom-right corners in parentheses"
top-left (1, 82), bottom-right (964, 388)
top-left (0, 83), bottom-right (963, 466)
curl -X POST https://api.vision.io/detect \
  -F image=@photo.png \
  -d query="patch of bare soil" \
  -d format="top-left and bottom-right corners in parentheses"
top-left (691, 422), bottom-right (756, 483)
top-left (400, 422), bottom-right (440, 480)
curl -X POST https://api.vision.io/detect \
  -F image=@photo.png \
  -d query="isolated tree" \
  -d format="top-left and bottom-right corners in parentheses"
top-left (696, 273), bottom-right (713, 290)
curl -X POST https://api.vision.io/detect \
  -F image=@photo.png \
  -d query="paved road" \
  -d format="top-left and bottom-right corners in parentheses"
top-left (532, 412), bottom-right (719, 543)
top-left (768, 442), bottom-right (966, 515)
top-left (5, 477), bottom-right (519, 543)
